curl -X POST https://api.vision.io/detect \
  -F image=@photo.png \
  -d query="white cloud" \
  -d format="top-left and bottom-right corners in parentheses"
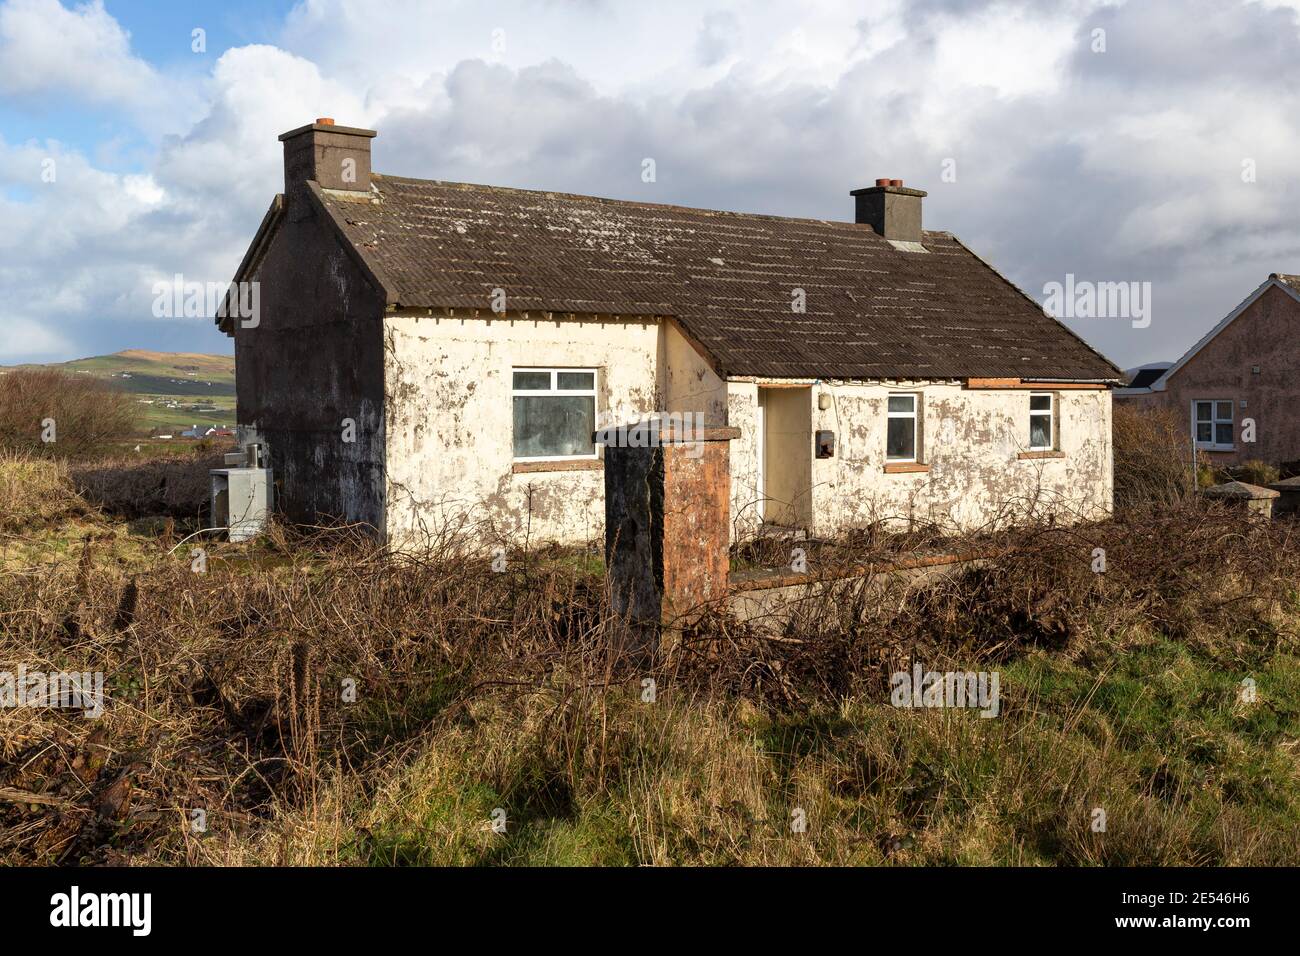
top-left (4, 0), bottom-right (1300, 370)
top-left (0, 0), bottom-right (153, 101)
top-left (155, 44), bottom-right (369, 207)
top-left (0, 0), bottom-right (203, 132)
top-left (0, 316), bottom-right (72, 359)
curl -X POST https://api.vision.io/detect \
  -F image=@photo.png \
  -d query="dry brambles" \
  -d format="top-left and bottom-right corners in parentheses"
top-left (1, 402), bottom-right (1298, 865)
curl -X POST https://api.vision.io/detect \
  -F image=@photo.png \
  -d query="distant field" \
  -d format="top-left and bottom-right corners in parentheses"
top-left (0, 349), bottom-right (235, 435)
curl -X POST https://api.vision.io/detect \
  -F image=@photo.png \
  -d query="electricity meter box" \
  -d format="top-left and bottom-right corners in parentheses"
top-left (210, 467), bottom-right (273, 542)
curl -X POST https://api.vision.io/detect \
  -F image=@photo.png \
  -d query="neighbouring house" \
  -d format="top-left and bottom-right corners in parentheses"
top-left (217, 119), bottom-right (1121, 546)
top-left (1116, 274), bottom-right (1300, 471)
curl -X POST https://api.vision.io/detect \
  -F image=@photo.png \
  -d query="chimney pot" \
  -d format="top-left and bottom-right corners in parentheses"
top-left (890, 178), bottom-right (903, 187)
top-left (316, 117), bottom-right (335, 126)
top-left (875, 178), bottom-right (890, 187)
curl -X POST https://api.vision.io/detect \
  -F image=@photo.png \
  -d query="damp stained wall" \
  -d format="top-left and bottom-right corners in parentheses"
top-left (233, 200), bottom-right (386, 529)
top-left (383, 312), bottom-right (678, 546)
top-left (727, 381), bottom-right (762, 539)
top-left (727, 381), bottom-right (1112, 537)
top-left (660, 322), bottom-right (728, 425)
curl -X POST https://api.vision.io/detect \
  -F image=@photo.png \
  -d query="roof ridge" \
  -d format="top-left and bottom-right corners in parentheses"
top-left (370, 171), bottom-right (954, 236)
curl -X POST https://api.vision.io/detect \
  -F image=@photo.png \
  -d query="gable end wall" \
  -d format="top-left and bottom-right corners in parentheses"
top-left (234, 204), bottom-right (387, 529)
top-left (1119, 284), bottom-right (1300, 467)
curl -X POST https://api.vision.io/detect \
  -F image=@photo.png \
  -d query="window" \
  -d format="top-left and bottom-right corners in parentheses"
top-left (1193, 399), bottom-right (1234, 449)
top-left (512, 368), bottom-right (597, 460)
top-left (1029, 393), bottom-right (1054, 450)
top-left (887, 393), bottom-right (918, 461)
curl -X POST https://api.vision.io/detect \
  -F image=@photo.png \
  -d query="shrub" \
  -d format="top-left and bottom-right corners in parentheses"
top-left (3, 497), bottom-right (1298, 865)
top-left (0, 451), bottom-right (95, 533)
top-left (1112, 402), bottom-right (1194, 511)
top-left (0, 369), bottom-right (137, 458)
top-left (69, 448), bottom-right (228, 519)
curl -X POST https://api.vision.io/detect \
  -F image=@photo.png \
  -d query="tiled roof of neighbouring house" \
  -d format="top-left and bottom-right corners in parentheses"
top-left (315, 174), bottom-right (1121, 382)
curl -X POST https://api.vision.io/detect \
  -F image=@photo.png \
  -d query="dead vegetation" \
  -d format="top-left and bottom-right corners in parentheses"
top-left (1, 414), bottom-right (1299, 865)
top-left (1112, 402), bottom-right (1195, 510)
top-left (68, 447), bottom-right (228, 520)
top-left (1, 463), bottom-right (1297, 864)
top-left (0, 452), bottom-right (97, 534)
top-left (0, 369), bottom-right (137, 458)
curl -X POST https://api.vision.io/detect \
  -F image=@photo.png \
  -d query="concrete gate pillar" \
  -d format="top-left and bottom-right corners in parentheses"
top-left (600, 420), bottom-right (740, 634)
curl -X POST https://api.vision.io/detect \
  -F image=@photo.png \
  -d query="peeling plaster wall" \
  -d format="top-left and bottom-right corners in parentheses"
top-left (383, 313), bottom-right (662, 546)
top-left (381, 311), bottom-right (1111, 547)
top-left (234, 207), bottom-right (386, 529)
top-left (728, 381), bottom-right (1112, 537)
top-left (661, 323), bottom-right (728, 425)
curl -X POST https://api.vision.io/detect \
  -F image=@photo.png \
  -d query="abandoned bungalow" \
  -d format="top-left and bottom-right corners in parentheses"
top-left (1116, 273), bottom-right (1300, 471)
top-left (218, 119), bottom-right (1122, 546)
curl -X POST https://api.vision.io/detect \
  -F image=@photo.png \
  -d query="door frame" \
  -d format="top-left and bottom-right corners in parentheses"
top-left (755, 390), bottom-right (766, 522)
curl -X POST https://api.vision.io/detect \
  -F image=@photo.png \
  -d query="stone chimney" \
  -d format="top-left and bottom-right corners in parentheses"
top-left (851, 178), bottom-right (927, 242)
top-left (278, 118), bottom-right (376, 214)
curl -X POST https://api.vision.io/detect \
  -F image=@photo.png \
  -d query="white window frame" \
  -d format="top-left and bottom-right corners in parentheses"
top-left (511, 367), bottom-right (599, 461)
top-left (1029, 392), bottom-right (1055, 451)
top-left (1192, 398), bottom-right (1234, 451)
top-left (886, 392), bottom-right (919, 462)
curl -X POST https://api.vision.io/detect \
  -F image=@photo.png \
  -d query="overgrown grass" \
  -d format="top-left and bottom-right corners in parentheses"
top-left (206, 625), bottom-right (1300, 866)
top-left (1, 448), bottom-right (1298, 866)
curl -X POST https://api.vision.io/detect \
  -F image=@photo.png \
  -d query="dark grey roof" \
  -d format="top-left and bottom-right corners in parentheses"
top-left (1127, 367), bottom-right (1167, 389)
top-left (312, 174), bottom-right (1121, 381)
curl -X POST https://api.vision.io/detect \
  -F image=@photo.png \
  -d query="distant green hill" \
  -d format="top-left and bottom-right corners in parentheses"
top-left (0, 349), bottom-right (236, 435)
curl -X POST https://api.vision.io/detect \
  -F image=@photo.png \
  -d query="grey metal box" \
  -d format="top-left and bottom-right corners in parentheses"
top-left (210, 468), bottom-right (273, 542)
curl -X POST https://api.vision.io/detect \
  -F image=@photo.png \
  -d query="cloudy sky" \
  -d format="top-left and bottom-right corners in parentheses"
top-left (2, 0), bottom-right (1298, 369)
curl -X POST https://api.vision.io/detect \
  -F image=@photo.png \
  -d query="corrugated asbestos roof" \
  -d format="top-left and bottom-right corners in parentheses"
top-left (314, 174), bottom-right (1120, 381)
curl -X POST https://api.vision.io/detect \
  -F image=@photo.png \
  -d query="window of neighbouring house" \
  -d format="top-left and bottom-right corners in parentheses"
top-left (512, 368), bottom-right (597, 460)
top-left (886, 393), bottom-right (918, 461)
top-left (1193, 399), bottom-right (1234, 449)
top-left (1029, 392), bottom-right (1055, 450)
